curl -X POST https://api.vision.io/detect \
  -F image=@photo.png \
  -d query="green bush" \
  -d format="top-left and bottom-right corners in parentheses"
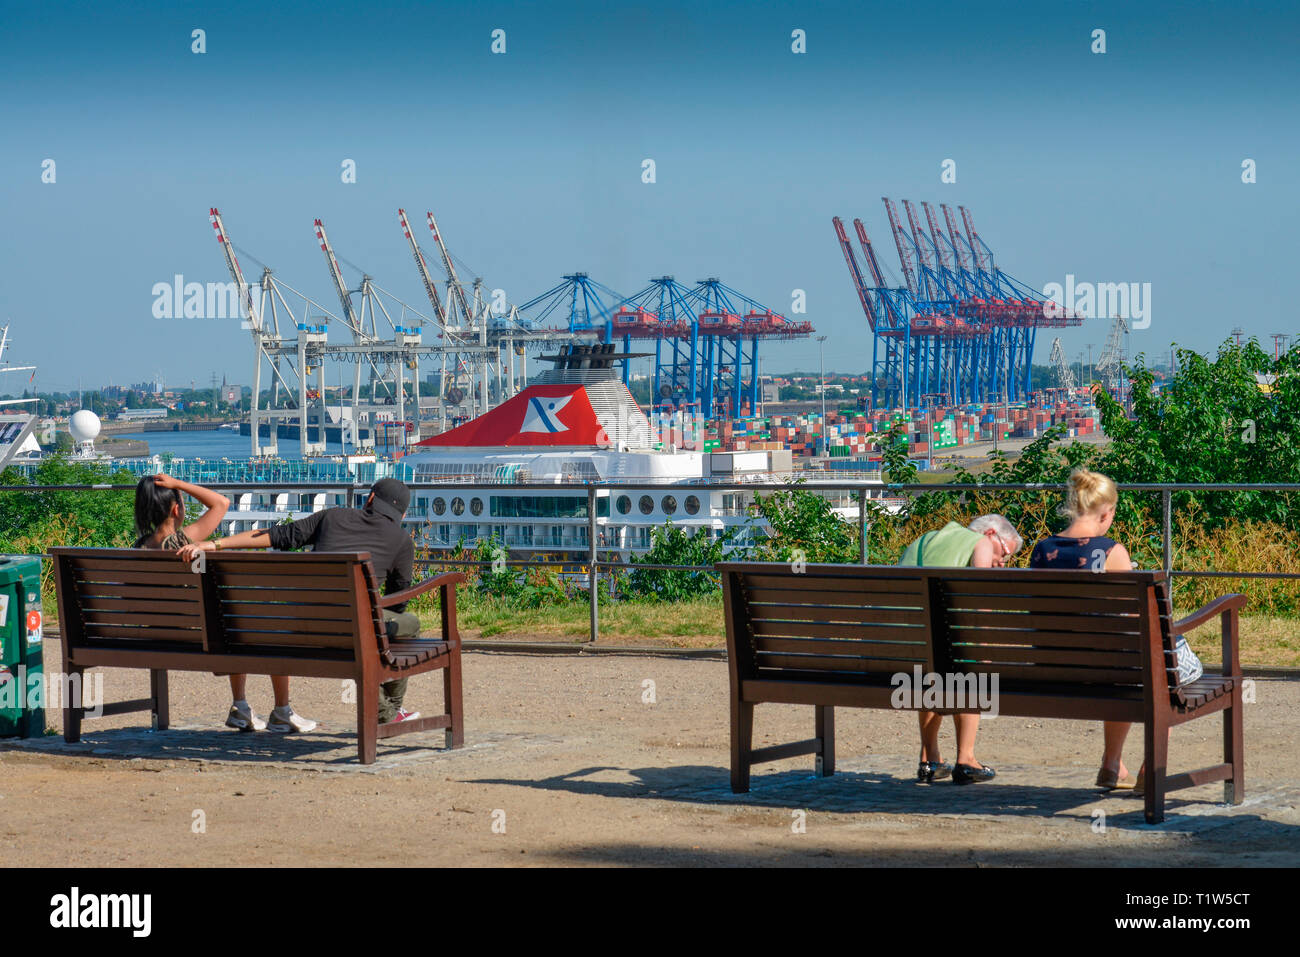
top-left (625, 523), bottom-right (733, 601)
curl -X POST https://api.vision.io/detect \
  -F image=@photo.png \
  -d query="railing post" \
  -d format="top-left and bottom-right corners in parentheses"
top-left (588, 484), bottom-right (599, 644)
top-left (858, 488), bottom-right (869, 564)
top-left (1161, 487), bottom-right (1173, 575)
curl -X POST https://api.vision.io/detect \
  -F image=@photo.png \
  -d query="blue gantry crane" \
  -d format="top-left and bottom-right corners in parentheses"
top-left (692, 278), bottom-right (812, 417)
top-left (516, 273), bottom-right (624, 334)
top-left (834, 199), bottom-right (1082, 410)
top-left (604, 276), bottom-right (812, 415)
top-left (609, 277), bottom-right (703, 410)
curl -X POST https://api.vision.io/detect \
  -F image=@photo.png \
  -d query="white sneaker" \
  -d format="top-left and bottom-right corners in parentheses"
top-left (225, 702), bottom-right (267, 732)
top-left (266, 705), bottom-right (317, 734)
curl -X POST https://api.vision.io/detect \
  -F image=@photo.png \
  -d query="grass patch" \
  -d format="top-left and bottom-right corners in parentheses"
top-left (416, 592), bottom-right (724, 648)
top-left (1180, 611), bottom-right (1300, 670)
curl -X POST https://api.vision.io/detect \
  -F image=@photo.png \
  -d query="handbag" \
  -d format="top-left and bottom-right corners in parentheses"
top-left (1172, 635), bottom-right (1204, 686)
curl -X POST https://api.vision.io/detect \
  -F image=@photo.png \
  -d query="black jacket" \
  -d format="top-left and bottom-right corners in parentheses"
top-left (266, 505), bottom-right (415, 612)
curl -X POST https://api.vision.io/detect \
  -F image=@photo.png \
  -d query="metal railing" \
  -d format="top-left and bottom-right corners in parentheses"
top-left (4, 479), bottom-right (1299, 644)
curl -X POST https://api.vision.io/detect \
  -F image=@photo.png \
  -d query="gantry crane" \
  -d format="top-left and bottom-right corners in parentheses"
top-left (833, 199), bottom-right (1082, 410)
top-left (1049, 337), bottom-right (1076, 391)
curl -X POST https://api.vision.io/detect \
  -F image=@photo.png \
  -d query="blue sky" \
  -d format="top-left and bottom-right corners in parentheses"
top-left (1, 0), bottom-right (1296, 391)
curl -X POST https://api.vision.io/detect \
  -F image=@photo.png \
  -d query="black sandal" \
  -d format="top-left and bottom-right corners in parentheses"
top-left (953, 763), bottom-right (996, 785)
top-left (917, 757), bottom-right (954, 783)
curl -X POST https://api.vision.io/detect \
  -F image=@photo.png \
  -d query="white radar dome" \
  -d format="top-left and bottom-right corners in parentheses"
top-left (69, 409), bottom-right (101, 443)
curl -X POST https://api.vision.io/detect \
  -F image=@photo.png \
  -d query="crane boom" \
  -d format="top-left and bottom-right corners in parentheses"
top-left (852, 219), bottom-right (887, 287)
top-left (940, 203), bottom-right (975, 273)
top-left (902, 199), bottom-right (941, 301)
top-left (902, 200), bottom-right (935, 270)
top-left (852, 218), bottom-right (901, 325)
top-left (882, 197), bottom-right (919, 297)
top-left (921, 202), bottom-right (953, 271)
top-left (958, 205), bottom-right (993, 273)
top-left (832, 217), bottom-right (877, 330)
top-left (426, 211), bottom-right (474, 329)
top-left (312, 218), bottom-right (364, 338)
top-left (398, 208), bottom-right (447, 330)
top-left (209, 208), bottom-right (259, 328)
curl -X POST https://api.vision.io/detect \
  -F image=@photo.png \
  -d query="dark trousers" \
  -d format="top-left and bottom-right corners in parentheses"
top-left (379, 609), bottom-right (421, 723)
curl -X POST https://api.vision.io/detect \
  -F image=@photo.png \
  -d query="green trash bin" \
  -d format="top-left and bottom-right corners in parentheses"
top-left (0, 555), bottom-right (44, 738)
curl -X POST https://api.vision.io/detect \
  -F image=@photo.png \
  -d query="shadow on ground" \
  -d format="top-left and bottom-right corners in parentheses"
top-left (0, 723), bottom-right (485, 771)
top-left (468, 761), bottom-right (1295, 835)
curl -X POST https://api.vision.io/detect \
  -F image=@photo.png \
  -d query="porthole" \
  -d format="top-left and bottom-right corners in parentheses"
top-left (662, 495), bottom-right (677, 515)
top-left (451, 497), bottom-right (465, 516)
top-left (431, 497), bottom-right (446, 516)
top-left (638, 495), bottom-right (654, 515)
top-left (470, 497), bottom-right (483, 516)
top-left (684, 495), bottom-right (701, 515)
top-left (616, 495), bottom-right (631, 515)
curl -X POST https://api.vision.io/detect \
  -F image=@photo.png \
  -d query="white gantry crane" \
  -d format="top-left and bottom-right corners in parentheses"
top-left (1094, 316), bottom-right (1130, 387)
top-left (400, 208), bottom-right (478, 429)
top-left (212, 207), bottom-right (333, 457)
top-left (426, 209), bottom-right (491, 417)
top-left (216, 206), bottom-right (590, 458)
top-left (1049, 337), bottom-right (1076, 391)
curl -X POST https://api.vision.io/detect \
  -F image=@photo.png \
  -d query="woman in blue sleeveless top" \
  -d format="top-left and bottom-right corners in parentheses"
top-left (1031, 470), bottom-right (1139, 791)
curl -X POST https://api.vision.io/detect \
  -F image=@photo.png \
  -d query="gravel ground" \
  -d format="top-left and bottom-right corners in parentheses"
top-left (2, 640), bottom-right (1297, 867)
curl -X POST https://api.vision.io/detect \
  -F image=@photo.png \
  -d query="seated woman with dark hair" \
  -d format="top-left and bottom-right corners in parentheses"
top-left (1029, 468), bottom-right (1202, 793)
top-left (133, 474), bottom-right (316, 734)
top-left (134, 473), bottom-right (228, 550)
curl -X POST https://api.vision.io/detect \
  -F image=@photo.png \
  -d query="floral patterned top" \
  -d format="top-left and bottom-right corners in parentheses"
top-left (1029, 535), bottom-right (1118, 572)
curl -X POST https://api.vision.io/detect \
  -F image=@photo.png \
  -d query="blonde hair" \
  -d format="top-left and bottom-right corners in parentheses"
top-left (1062, 468), bottom-right (1118, 520)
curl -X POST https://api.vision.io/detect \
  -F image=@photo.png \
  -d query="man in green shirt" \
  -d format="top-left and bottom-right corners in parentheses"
top-left (898, 514), bottom-right (1023, 785)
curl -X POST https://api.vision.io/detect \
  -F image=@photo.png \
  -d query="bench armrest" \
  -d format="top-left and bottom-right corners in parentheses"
top-left (380, 572), bottom-right (466, 609)
top-left (1172, 593), bottom-right (1247, 678)
top-left (1170, 593), bottom-right (1247, 637)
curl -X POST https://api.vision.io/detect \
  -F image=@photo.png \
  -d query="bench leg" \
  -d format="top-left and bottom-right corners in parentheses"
top-left (149, 669), bottom-right (170, 731)
top-left (731, 699), bottom-right (753, 793)
top-left (444, 652), bottom-right (464, 750)
top-left (63, 664), bottom-right (85, 744)
top-left (357, 675), bottom-right (378, 765)
top-left (816, 705), bottom-right (835, 777)
top-left (1143, 720), bottom-right (1169, 825)
top-left (1224, 687), bottom-right (1245, 806)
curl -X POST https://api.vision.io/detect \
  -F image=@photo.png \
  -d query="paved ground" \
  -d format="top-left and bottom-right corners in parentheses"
top-left (2, 642), bottom-right (1297, 867)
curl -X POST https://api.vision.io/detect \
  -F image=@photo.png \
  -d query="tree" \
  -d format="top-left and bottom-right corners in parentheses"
top-left (0, 455), bottom-right (137, 549)
top-left (748, 484), bottom-right (859, 565)
top-left (1092, 339), bottom-right (1300, 527)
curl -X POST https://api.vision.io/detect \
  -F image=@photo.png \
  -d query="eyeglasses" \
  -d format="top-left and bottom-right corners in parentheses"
top-left (992, 536), bottom-right (1018, 562)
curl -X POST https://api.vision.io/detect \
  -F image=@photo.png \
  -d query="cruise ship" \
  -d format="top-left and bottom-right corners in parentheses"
top-left (127, 346), bottom-right (895, 558)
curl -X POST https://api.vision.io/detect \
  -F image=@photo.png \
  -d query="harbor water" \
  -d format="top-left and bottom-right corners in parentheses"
top-left (117, 430), bottom-right (347, 459)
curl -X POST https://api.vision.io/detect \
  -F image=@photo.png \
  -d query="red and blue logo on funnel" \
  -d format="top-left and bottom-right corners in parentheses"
top-left (520, 393), bottom-right (574, 434)
top-left (414, 385), bottom-right (603, 447)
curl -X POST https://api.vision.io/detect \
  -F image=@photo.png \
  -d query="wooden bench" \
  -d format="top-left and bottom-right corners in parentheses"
top-left (717, 562), bottom-right (1246, 824)
top-left (52, 548), bottom-right (464, 764)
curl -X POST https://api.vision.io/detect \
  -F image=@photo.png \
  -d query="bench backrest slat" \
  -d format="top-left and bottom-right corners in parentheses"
top-left (209, 554), bottom-right (367, 655)
top-left (736, 565), bottom-right (933, 678)
top-left (718, 563), bottom-right (1176, 696)
top-left (52, 548), bottom-right (380, 661)
top-left (59, 552), bottom-right (207, 648)
top-left (941, 570), bottom-right (1147, 686)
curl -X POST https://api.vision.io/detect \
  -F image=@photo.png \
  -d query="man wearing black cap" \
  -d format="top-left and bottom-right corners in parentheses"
top-left (179, 478), bottom-right (423, 725)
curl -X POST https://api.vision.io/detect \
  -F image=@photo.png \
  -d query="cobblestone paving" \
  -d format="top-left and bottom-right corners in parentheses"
top-left (467, 753), bottom-right (1299, 836)
top-left (2, 724), bottom-right (531, 772)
